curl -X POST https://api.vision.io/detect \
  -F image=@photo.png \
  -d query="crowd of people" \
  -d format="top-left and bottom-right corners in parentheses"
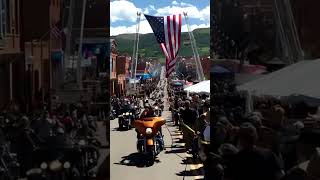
top-left (167, 81), bottom-right (211, 175)
top-left (211, 78), bottom-right (320, 180)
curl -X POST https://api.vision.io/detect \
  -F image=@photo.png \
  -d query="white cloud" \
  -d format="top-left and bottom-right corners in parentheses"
top-left (155, 4), bottom-right (210, 22)
top-left (111, 1), bottom-right (209, 23)
top-left (110, 20), bottom-right (153, 36)
top-left (180, 2), bottom-right (193, 7)
top-left (111, 21), bottom-right (209, 36)
top-left (143, 7), bottom-right (149, 14)
top-left (172, 1), bottom-right (178, 5)
top-left (149, 5), bottom-right (155, 11)
top-left (110, 1), bottom-right (141, 22)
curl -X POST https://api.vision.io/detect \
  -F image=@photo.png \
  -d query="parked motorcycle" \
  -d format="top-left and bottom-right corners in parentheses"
top-left (118, 112), bottom-right (132, 130)
top-left (133, 117), bottom-right (166, 165)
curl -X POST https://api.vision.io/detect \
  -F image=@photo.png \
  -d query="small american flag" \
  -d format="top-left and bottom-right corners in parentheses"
top-left (51, 21), bottom-right (62, 39)
top-left (145, 14), bottom-right (182, 77)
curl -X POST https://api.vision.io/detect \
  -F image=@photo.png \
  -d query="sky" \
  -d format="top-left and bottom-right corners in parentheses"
top-left (110, 0), bottom-right (210, 36)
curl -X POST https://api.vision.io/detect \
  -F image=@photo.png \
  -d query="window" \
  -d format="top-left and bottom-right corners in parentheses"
top-left (5, 0), bottom-right (9, 34)
top-left (0, 0), bottom-right (7, 39)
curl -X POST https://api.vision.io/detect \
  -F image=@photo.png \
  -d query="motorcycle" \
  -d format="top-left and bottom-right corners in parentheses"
top-left (25, 147), bottom-right (82, 180)
top-left (154, 106), bottom-right (162, 117)
top-left (0, 143), bottom-right (20, 180)
top-left (133, 105), bottom-right (141, 116)
top-left (133, 117), bottom-right (166, 165)
top-left (109, 110), bottom-right (116, 120)
top-left (26, 133), bottom-right (100, 180)
top-left (118, 112), bottom-right (133, 130)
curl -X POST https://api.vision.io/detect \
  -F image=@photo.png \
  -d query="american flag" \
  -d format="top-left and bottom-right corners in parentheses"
top-left (51, 21), bottom-right (62, 39)
top-left (144, 14), bottom-right (182, 77)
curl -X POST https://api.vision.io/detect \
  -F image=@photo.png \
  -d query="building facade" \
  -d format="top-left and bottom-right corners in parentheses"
top-left (0, 0), bottom-right (24, 110)
top-left (22, 0), bottom-right (62, 111)
top-left (116, 55), bottom-right (131, 96)
top-left (110, 39), bottom-right (117, 96)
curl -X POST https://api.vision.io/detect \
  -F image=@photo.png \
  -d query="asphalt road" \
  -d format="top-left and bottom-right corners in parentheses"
top-left (110, 83), bottom-right (204, 180)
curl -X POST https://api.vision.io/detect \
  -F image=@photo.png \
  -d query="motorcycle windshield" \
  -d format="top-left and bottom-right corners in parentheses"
top-left (133, 117), bottom-right (166, 136)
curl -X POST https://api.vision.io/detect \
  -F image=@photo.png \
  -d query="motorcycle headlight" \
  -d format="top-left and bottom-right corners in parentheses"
top-left (155, 107), bottom-right (159, 110)
top-left (122, 113), bottom-right (125, 115)
top-left (129, 113), bottom-right (132, 115)
top-left (126, 112), bottom-right (130, 116)
top-left (26, 168), bottom-right (42, 176)
top-left (49, 160), bottom-right (62, 171)
top-left (78, 139), bottom-right (86, 146)
top-left (89, 158), bottom-right (94, 164)
top-left (146, 128), bottom-right (152, 135)
top-left (40, 162), bottom-right (48, 169)
top-left (63, 161), bottom-right (71, 169)
top-left (134, 106), bottom-right (138, 108)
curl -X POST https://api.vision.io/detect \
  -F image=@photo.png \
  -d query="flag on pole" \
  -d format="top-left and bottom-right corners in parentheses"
top-left (144, 14), bottom-right (182, 77)
top-left (51, 21), bottom-right (62, 39)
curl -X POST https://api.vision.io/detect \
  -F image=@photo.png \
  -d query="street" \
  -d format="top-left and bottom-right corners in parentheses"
top-left (110, 85), bottom-right (204, 180)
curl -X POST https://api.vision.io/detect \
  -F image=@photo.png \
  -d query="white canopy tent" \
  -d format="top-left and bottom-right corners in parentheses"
top-left (184, 80), bottom-right (210, 94)
top-left (238, 59), bottom-right (320, 102)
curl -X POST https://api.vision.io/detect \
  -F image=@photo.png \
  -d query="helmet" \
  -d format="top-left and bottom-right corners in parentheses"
top-left (145, 104), bottom-right (151, 109)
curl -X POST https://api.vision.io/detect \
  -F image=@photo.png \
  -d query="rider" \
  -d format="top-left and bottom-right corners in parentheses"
top-left (141, 104), bottom-right (164, 148)
top-left (121, 99), bottom-right (133, 114)
top-left (140, 104), bottom-right (156, 118)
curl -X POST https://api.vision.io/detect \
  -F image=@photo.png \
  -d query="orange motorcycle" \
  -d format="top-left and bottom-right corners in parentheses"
top-left (133, 116), bottom-right (166, 165)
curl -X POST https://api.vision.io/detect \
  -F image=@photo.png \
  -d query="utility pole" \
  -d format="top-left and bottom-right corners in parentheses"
top-left (77, 0), bottom-right (87, 89)
top-left (133, 12), bottom-right (141, 90)
top-left (184, 12), bottom-right (205, 81)
top-left (64, 0), bottom-right (75, 84)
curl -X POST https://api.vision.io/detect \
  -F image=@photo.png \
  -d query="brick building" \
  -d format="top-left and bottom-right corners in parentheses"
top-left (181, 56), bottom-right (210, 80)
top-left (0, 0), bottom-right (24, 110)
top-left (110, 39), bottom-right (117, 96)
top-left (22, 0), bottom-right (62, 111)
top-left (116, 55), bottom-right (131, 96)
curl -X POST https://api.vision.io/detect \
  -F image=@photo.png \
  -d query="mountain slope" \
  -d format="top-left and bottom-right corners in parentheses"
top-left (112, 28), bottom-right (210, 61)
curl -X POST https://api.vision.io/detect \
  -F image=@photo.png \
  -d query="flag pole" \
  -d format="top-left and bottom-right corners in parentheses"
top-left (77, 0), bottom-right (87, 90)
top-left (133, 12), bottom-right (141, 91)
top-left (183, 12), bottom-right (205, 81)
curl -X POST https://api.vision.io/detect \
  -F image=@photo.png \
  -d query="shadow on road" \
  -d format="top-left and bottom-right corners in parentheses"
top-left (111, 127), bottom-right (133, 132)
top-left (170, 144), bottom-right (185, 148)
top-left (181, 157), bottom-right (202, 165)
top-left (173, 139), bottom-right (185, 143)
top-left (176, 166), bottom-right (204, 177)
top-left (165, 148), bottom-right (186, 154)
top-left (114, 152), bottom-right (160, 168)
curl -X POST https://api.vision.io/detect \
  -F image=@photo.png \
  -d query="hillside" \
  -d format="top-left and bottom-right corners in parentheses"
top-left (112, 28), bottom-right (210, 62)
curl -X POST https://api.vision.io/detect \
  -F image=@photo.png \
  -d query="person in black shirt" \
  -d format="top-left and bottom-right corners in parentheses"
top-left (181, 100), bottom-right (198, 151)
top-left (226, 122), bottom-right (284, 180)
top-left (181, 100), bottom-right (198, 126)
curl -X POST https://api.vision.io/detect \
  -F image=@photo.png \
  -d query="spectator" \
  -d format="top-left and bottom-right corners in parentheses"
top-left (181, 100), bottom-right (198, 151)
top-left (226, 122), bottom-right (285, 180)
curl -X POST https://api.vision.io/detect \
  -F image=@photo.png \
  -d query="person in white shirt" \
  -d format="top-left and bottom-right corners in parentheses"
top-left (203, 111), bottom-right (210, 142)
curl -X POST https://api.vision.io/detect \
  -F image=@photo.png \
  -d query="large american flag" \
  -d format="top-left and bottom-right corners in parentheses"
top-left (144, 14), bottom-right (182, 77)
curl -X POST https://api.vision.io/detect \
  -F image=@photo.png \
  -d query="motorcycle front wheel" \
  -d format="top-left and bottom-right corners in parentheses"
top-left (145, 151), bottom-right (155, 166)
